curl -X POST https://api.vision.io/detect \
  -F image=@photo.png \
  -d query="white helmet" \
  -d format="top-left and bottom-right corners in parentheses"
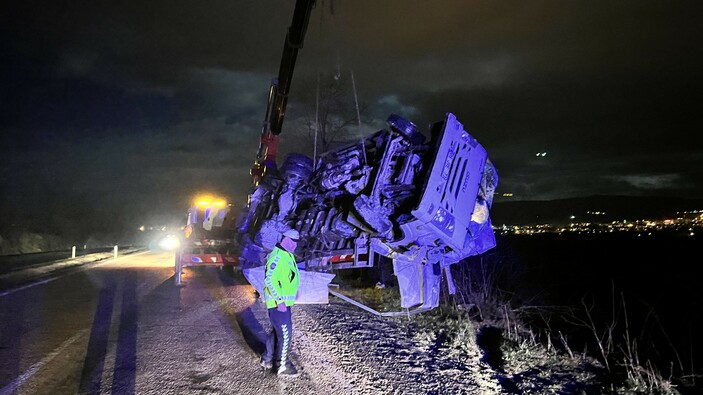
top-left (282, 229), bottom-right (300, 241)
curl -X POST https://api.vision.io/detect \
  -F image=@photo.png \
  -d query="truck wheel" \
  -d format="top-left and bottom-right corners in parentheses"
top-left (387, 113), bottom-right (425, 145)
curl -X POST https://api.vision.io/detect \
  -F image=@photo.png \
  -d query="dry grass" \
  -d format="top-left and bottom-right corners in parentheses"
top-left (333, 256), bottom-right (691, 394)
top-left (452, 260), bottom-right (687, 395)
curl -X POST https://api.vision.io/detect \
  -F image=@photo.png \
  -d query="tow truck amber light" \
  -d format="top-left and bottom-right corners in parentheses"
top-left (194, 196), bottom-right (227, 207)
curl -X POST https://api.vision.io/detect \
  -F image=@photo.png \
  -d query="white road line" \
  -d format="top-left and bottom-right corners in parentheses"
top-left (0, 277), bottom-right (57, 297)
top-left (0, 329), bottom-right (88, 395)
top-left (0, 250), bottom-right (151, 298)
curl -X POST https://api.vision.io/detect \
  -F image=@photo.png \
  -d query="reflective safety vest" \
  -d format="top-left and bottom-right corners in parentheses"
top-left (263, 244), bottom-right (300, 309)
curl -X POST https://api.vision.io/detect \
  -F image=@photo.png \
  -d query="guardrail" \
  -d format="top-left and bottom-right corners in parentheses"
top-left (0, 245), bottom-right (144, 275)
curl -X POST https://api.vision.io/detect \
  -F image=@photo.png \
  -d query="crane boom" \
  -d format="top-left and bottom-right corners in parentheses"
top-left (270, 0), bottom-right (315, 136)
top-left (251, 0), bottom-right (316, 185)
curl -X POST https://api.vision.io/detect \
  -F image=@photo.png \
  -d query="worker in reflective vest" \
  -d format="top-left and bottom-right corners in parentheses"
top-left (260, 228), bottom-right (301, 377)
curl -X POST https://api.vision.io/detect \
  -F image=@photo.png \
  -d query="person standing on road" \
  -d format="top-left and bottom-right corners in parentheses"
top-left (260, 228), bottom-right (301, 377)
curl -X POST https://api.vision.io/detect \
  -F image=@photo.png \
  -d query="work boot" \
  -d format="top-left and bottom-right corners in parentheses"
top-left (260, 356), bottom-right (273, 370)
top-left (277, 363), bottom-right (300, 378)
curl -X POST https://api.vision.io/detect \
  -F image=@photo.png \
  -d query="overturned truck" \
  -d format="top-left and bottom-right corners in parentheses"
top-left (237, 112), bottom-right (498, 313)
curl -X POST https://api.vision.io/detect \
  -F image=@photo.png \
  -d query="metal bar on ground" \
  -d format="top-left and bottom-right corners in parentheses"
top-left (328, 288), bottom-right (431, 317)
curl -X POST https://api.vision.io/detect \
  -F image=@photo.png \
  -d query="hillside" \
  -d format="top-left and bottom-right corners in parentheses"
top-left (490, 195), bottom-right (703, 226)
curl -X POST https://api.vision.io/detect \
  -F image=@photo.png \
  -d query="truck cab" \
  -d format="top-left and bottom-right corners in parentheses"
top-left (175, 195), bottom-right (239, 285)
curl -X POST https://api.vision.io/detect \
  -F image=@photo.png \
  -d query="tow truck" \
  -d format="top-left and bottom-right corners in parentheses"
top-left (236, 0), bottom-right (499, 313)
top-left (174, 195), bottom-right (238, 286)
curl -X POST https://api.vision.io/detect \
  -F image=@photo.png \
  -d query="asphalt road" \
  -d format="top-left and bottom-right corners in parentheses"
top-left (0, 251), bottom-right (327, 395)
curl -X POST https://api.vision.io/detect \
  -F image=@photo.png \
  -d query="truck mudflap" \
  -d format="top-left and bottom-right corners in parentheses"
top-left (393, 260), bottom-right (442, 312)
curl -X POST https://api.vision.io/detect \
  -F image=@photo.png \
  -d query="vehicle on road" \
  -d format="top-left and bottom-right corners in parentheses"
top-left (175, 195), bottom-right (239, 285)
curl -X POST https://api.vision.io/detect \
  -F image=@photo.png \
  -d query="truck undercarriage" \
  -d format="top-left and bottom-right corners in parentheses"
top-left (237, 112), bottom-right (498, 312)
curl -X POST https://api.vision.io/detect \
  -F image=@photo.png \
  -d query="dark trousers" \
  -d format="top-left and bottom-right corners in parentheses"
top-left (263, 306), bottom-right (293, 368)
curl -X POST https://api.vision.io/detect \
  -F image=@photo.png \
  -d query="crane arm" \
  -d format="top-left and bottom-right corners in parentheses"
top-left (270, 0), bottom-right (315, 136)
top-left (252, 0), bottom-right (316, 184)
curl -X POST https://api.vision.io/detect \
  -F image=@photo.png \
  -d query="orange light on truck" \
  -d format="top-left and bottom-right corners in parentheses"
top-left (194, 195), bottom-right (227, 207)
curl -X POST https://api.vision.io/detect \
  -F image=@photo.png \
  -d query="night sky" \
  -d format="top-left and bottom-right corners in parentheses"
top-left (2, 1), bottom-right (702, 237)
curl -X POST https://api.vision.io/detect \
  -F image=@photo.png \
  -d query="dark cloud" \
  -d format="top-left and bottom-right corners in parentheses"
top-left (1, 0), bottom-right (702, 238)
